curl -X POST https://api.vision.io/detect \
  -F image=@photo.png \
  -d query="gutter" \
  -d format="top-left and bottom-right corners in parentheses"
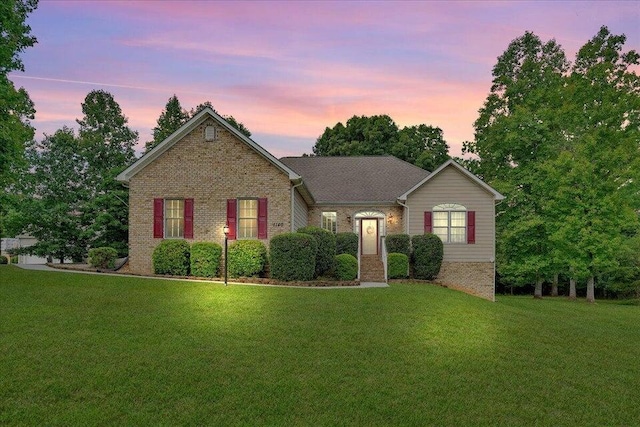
top-left (397, 199), bottom-right (409, 234)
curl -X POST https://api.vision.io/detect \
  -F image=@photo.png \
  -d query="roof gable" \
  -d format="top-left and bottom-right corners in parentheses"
top-left (398, 159), bottom-right (504, 201)
top-left (116, 108), bottom-right (301, 184)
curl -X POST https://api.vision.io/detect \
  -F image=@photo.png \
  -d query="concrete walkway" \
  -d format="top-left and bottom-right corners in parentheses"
top-left (13, 264), bottom-right (389, 289)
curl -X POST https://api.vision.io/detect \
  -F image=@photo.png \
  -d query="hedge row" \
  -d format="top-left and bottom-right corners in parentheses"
top-left (385, 233), bottom-right (443, 280)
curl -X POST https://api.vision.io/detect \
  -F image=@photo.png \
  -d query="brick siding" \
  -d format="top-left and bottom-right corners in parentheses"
top-left (436, 261), bottom-right (495, 301)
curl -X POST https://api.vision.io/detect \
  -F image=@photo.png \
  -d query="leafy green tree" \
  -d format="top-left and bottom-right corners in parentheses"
top-left (189, 101), bottom-right (252, 138)
top-left (0, 0), bottom-right (38, 236)
top-left (313, 115), bottom-right (449, 170)
top-left (17, 127), bottom-right (89, 262)
top-left (394, 124), bottom-right (449, 171)
top-left (543, 27), bottom-right (640, 302)
top-left (144, 94), bottom-right (188, 153)
top-left (463, 31), bottom-right (569, 296)
top-left (77, 90), bottom-right (138, 255)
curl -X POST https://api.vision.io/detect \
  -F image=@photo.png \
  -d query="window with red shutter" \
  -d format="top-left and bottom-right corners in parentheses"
top-left (467, 211), bottom-right (476, 244)
top-left (424, 211), bottom-right (433, 234)
top-left (226, 199), bottom-right (237, 240)
top-left (184, 198), bottom-right (194, 239)
top-left (153, 198), bottom-right (164, 238)
top-left (258, 198), bottom-right (268, 239)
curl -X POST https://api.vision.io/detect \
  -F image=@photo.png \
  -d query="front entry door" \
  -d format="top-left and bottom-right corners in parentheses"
top-left (361, 219), bottom-right (378, 255)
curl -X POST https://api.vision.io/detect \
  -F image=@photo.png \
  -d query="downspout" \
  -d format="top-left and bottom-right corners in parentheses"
top-left (397, 199), bottom-right (409, 234)
top-left (291, 179), bottom-right (304, 232)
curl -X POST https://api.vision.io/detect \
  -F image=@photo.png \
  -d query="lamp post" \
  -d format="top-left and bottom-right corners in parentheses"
top-left (223, 224), bottom-right (229, 286)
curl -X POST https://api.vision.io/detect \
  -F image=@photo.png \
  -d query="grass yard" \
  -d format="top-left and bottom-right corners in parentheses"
top-left (1, 266), bottom-right (639, 426)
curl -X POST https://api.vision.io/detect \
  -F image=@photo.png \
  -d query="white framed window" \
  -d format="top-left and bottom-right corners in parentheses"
top-left (238, 199), bottom-right (258, 239)
top-left (321, 212), bottom-right (337, 234)
top-left (433, 203), bottom-right (466, 243)
top-left (165, 199), bottom-right (184, 238)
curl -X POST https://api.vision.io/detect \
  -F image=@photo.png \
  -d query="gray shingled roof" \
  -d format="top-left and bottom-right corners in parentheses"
top-left (280, 156), bottom-right (430, 204)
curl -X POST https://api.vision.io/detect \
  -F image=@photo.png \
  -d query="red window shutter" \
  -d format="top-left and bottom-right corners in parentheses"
top-left (184, 198), bottom-right (194, 239)
top-left (424, 211), bottom-right (432, 234)
top-left (467, 211), bottom-right (476, 244)
top-left (226, 199), bottom-right (237, 240)
top-left (258, 198), bottom-right (268, 239)
top-left (153, 198), bottom-right (164, 238)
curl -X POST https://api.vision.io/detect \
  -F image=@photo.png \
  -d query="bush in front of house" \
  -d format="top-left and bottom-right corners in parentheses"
top-left (411, 233), bottom-right (443, 280)
top-left (336, 232), bottom-right (358, 258)
top-left (385, 234), bottom-right (410, 258)
top-left (270, 233), bottom-right (318, 281)
top-left (0, 255), bottom-right (8, 264)
top-left (152, 240), bottom-right (191, 276)
top-left (228, 240), bottom-right (267, 278)
top-left (335, 253), bottom-right (358, 281)
top-left (190, 242), bottom-right (222, 278)
top-left (88, 247), bottom-right (118, 269)
top-left (297, 226), bottom-right (336, 277)
top-left (387, 252), bottom-right (409, 279)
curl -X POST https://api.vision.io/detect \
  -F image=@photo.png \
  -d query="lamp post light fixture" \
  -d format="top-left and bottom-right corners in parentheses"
top-left (223, 225), bottom-right (230, 286)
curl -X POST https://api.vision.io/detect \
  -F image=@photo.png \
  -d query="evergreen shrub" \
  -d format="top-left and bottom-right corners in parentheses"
top-left (190, 242), bottom-right (222, 278)
top-left (88, 247), bottom-right (118, 269)
top-left (385, 234), bottom-right (410, 257)
top-left (336, 232), bottom-right (358, 258)
top-left (270, 233), bottom-right (317, 281)
top-left (297, 226), bottom-right (336, 277)
top-left (387, 253), bottom-right (409, 279)
top-left (411, 234), bottom-right (443, 280)
top-left (335, 254), bottom-right (358, 281)
top-left (152, 240), bottom-right (190, 276)
top-left (228, 240), bottom-right (267, 277)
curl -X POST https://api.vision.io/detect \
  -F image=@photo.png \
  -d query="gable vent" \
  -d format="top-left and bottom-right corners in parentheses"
top-left (205, 126), bottom-right (217, 141)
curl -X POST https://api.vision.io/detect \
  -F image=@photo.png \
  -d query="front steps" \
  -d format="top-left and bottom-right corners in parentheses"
top-left (359, 254), bottom-right (386, 282)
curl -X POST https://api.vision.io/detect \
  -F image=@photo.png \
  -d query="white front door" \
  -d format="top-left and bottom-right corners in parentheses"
top-left (361, 219), bottom-right (378, 255)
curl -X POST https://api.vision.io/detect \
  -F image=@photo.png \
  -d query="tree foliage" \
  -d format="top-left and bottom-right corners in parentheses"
top-left (0, 0), bottom-right (38, 233)
top-left (144, 94), bottom-right (188, 153)
top-left (312, 114), bottom-right (449, 170)
top-left (465, 27), bottom-right (640, 300)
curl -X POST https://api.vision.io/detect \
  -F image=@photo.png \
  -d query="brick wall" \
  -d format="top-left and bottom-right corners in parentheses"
top-left (128, 118), bottom-right (292, 274)
top-left (436, 261), bottom-right (495, 301)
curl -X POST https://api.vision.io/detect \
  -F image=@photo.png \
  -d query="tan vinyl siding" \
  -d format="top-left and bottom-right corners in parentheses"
top-left (293, 188), bottom-right (308, 230)
top-left (406, 165), bottom-right (496, 262)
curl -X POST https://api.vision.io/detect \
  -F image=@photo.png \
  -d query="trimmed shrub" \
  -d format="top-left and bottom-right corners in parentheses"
top-left (88, 247), bottom-right (118, 269)
top-left (270, 233), bottom-right (317, 281)
top-left (388, 253), bottom-right (409, 279)
top-left (336, 232), bottom-right (358, 258)
top-left (0, 255), bottom-right (8, 264)
top-left (152, 240), bottom-right (190, 276)
top-left (10, 255), bottom-right (18, 264)
top-left (335, 254), bottom-right (358, 281)
top-left (297, 226), bottom-right (336, 277)
top-left (190, 242), bottom-right (222, 278)
top-left (411, 234), bottom-right (443, 280)
top-left (228, 240), bottom-right (267, 278)
top-left (386, 234), bottom-right (410, 258)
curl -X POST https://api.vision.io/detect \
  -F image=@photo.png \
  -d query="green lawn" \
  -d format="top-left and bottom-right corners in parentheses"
top-left (1, 266), bottom-right (639, 426)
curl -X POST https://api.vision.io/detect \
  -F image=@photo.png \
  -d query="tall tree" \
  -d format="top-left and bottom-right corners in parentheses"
top-left (313, 115), bottom-right (449, 170)
top-left (0, 0), bottom-right (38, 237)
top-left (463, 31), bottom-right (569, 296)
top-left (17, 127), bottom-right (89, 262)
top-left (543, 27), bottom-right (640, 302)
top-left (144, 94), bottom-right (188, 153)
top-left (189, 101), bottom-right (252, 138)
top-left (77, 90), bottom-right (138, 255)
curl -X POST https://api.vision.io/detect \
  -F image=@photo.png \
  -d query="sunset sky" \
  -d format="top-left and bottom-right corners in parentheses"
top-left (9, 1), bottom-right (640, 158)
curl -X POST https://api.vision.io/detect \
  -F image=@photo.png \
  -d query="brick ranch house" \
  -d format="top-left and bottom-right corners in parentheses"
top-left (116, 107), bottom-right (504, 300)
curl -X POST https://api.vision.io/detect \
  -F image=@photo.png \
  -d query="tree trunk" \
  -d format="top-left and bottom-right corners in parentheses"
top-left (569, 278), bottom-right (577, 300)
top-left (586, 276), bottom-right (595, 303)
top-left (551, 273), bottom-right (559, 297)
top-left (534, 276), bottom-right (543, 299)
